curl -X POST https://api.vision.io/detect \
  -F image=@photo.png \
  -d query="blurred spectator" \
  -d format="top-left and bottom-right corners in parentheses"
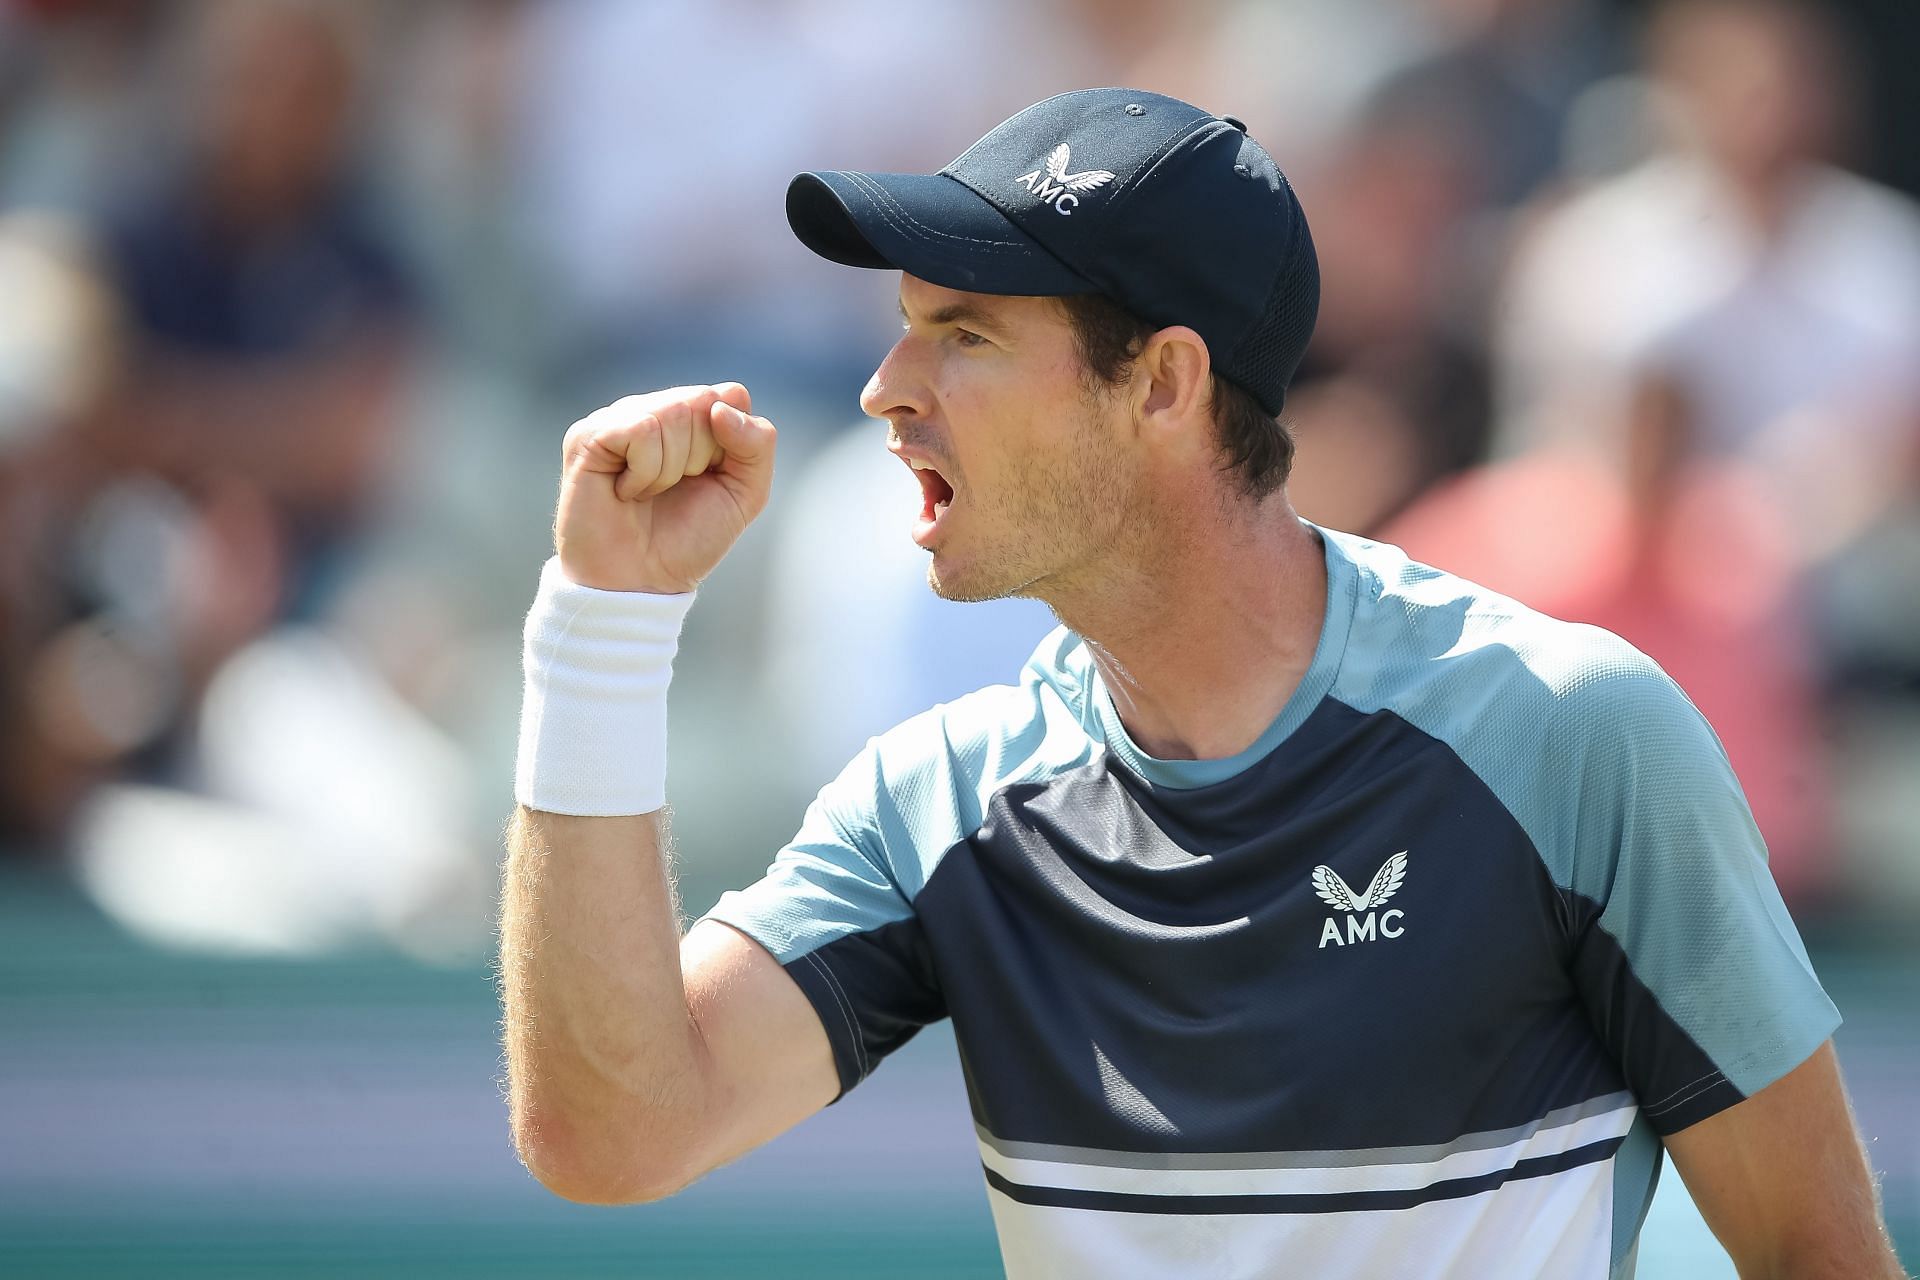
top-left (0, 0), bottom-right (163, 216)
top-left (1286, 0), bottom-right (1639, 538)
top-left (0, 4), bottom-right (495, 958)
top-left (95, 0), bottom-right (415, 624)
top-left (1284, 82), bottom-right (1498, 534)
top-left (1375, 0), bottom-right (1625, 208)
top-left (377, 0), bottom-right (543, 373)
top-left (0, 212), bottom-right (128, 853)
top-left (1492, 0), bottom-right (1920, 553)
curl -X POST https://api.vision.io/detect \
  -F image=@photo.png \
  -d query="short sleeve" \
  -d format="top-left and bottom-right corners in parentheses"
top-left (699, 672), bottom-right (1088, 1103)
top-left (1557, 666), bottom-right (1840, 1135)
top-left (699, 743), bottom-right (947, 1101)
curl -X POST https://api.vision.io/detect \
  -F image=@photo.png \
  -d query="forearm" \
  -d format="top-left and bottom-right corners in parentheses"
top-left (500, 804), bottom-right (711, 1201)
top-left (501, 381), bottom-right (775, 1200)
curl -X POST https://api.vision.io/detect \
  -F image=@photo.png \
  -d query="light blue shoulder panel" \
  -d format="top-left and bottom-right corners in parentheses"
top-left (1323, 529), bottom-right (1838, 1099)
top-left (700, 630), bottom-right (1097, 963)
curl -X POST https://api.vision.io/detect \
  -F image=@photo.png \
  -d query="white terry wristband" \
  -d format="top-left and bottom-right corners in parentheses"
top-left (514, 557), bottom-right (696, 816)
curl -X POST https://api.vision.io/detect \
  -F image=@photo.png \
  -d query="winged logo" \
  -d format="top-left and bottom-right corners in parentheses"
top-left (1311, 852), bottom-right (1408, 913)
top-left (1043, 144), bottom-right (1116, 193)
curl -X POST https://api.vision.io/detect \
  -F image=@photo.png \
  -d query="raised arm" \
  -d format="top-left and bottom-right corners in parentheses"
top-left (498, 384), bottom-right (838, 1204)
top-left (502, 811), bottom-right (837, 1203)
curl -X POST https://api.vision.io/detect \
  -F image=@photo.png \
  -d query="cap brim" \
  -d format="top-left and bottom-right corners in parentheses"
top-left (787, 170), bottom-right (1097, 296)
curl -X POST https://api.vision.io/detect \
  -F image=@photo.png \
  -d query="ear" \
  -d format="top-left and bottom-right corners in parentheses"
top-left (1132, 326), bottom-right (1212, 447)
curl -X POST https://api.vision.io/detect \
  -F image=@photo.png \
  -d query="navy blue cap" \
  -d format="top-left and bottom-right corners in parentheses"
top-left (787, 87), bottom-right (1319, 415)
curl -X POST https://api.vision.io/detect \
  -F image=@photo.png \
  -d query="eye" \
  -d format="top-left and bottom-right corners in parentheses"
top-left (953, 328), bottom-right (989, 349)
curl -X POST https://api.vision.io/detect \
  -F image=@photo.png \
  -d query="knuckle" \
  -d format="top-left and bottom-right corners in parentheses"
top-left (667, 387), bottom-right (713, 415)
top-left (607, 388), bottom-right (707, 426)
top-left (616, 389), bottom-right (676, 413)
top-left (651, 404), bottom-right (687, 436)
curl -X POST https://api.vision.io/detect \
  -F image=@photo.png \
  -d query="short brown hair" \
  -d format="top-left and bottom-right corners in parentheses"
top-left (1056, 293), bottom-right (1295, 498)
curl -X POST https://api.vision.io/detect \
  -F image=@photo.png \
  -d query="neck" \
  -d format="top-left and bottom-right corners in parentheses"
top-left (1045, 492), bottom-right (1328, 762)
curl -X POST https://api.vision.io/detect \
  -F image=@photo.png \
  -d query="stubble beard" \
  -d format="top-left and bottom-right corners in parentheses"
top-left (924, 403), bottom-right (1136, 608)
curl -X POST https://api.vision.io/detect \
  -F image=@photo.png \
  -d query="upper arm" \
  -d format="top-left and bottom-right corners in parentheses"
top-left (1664, 1041), bottom-right (1904, 1278)
top-left (664, 727), bottom-right (956, 1191)
top-left (1532, 663), bottom-right (1890, 1272)
top-left (675, 919), bottom-right (840, 1184)
top-left (693, 719), bottom-right (977, 1103)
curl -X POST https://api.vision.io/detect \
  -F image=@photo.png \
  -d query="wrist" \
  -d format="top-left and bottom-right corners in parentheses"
top-left (553, 549), bottom-right (696, 596)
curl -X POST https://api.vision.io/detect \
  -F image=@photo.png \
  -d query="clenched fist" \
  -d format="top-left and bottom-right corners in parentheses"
top-left (553, 383), bottom-right (778, 593)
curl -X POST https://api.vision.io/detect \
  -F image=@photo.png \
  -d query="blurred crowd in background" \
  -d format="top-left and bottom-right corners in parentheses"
top-left (3, 0), bottom-right (1919, 962)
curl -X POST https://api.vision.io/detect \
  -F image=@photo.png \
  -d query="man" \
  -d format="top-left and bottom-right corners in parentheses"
top-left (500, 89), bottom-right (1903, 1278)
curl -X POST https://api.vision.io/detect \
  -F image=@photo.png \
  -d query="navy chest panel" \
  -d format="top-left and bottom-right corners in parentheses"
top-left (918, 698), bottom-right (1626, 1153)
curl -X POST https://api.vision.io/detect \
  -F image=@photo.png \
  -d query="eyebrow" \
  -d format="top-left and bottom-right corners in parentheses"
top-left (898, 298), bottom-right (1007, 331)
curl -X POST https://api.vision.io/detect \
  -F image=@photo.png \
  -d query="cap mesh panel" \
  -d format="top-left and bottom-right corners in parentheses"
top-left (1225, 212), bottom-right (1320, 416)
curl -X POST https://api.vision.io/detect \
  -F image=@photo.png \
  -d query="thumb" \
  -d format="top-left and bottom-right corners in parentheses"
top-left (711, 381), bottom-right (753, 415)
top-left (710, 400), bottom-right (777, 477)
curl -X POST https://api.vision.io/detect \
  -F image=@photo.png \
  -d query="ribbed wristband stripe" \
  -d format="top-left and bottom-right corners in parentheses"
top-left (514, 557), bottom-right (695, 816)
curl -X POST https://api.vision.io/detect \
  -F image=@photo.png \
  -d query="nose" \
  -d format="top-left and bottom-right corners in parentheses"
top-left (860, 334), bottom-right (933, 424)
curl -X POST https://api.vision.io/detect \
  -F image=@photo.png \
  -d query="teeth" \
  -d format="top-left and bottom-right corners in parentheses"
top-left (910, 460), bottom-right (933, 471)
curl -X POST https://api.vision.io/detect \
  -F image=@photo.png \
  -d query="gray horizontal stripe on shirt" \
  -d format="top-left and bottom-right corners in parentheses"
top-left (975, 1090), bottom-right (1635, 1172)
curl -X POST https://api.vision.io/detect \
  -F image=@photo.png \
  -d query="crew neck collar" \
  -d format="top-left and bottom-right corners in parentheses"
top-left (1090, 521), bottom-right (1359, 789)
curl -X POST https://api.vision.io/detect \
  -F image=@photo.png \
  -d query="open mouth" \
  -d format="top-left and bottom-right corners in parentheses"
top-left (909, 459), bottom-right (955, 545)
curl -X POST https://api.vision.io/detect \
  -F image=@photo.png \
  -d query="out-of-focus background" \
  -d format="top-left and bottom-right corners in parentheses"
top-left (1, 0), bottom-right (1915, 1275)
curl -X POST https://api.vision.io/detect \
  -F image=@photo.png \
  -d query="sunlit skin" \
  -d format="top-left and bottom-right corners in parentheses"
top-left (861, 275), bottom-right (1143, 605)
top-left (860, 273), bottom-right (1327, 762)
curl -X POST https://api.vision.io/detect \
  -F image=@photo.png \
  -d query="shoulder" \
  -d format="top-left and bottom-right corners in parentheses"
top-left (1329, 530), bottom-right (1650, 706)
top-left (1327, 531), bottom-right (1716, 805)
top-left (1510, 159), bottom-right (1703, 279)
top-left (1326, 531), bottom-right (1753, 898)
top-left (1806, 165), bottom-right (1920, 243)
top-left (1798, 168), bottom-right (1920, 321)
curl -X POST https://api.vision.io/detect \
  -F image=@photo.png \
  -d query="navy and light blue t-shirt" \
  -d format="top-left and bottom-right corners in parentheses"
top-left (701, 524), bottom-right (1837, 1280)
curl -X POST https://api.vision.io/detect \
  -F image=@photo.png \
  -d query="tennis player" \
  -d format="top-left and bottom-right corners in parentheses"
top-left (501, 89), bottom-right (1903, 1278)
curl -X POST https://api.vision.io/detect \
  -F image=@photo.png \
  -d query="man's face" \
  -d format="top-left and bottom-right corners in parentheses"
top-left (860, 274), bottom-right (1140, 604)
